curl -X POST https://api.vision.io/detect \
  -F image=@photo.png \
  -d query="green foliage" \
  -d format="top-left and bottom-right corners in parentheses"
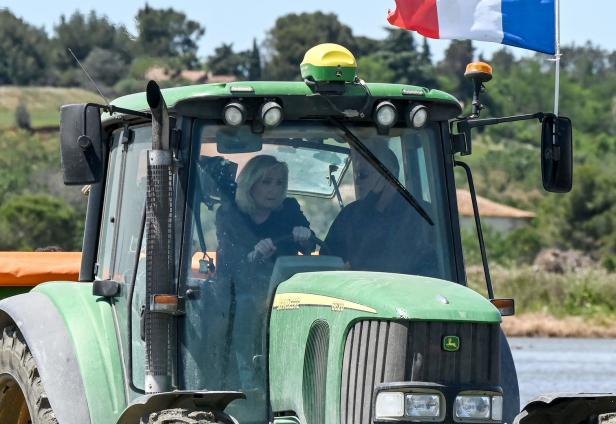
top-left (548, 164), bottom-right (616, 257)
top-left (52, 11), bottom-right (134, 86)
top-left (135, 5), bottom-right (205, 69)
top-left (357, 56), bottom-right (395, 84)
top-left (0, 10), bottom-right (51, 85)
top-left (462, 224), bottom-right (544, 268)
top-left (438, 40), bottom-right (475, 101)
top-left (468, 267), bottom-right (616, 318)
top-left (366, 29), bottom-right (435, 87)
top-left (0, 194), bottom-right (80, 251)
top-left (114, 78), bottom-right (147, 96)
top-left (263, 12), bottom-right (357, 80)
top-left (206, 42), bottom-right (262, 80)
top-left (0, 130), bottom-right (57, 203)
top-left (82, 47), bottom-right (129, 88)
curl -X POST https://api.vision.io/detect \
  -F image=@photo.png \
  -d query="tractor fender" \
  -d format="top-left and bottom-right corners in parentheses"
top-left (514, 393), bottom-right (616, 424)
top-left (117, 390), bottom-right (245, 423)
top-left (0, 291), bottom-right (91, 424)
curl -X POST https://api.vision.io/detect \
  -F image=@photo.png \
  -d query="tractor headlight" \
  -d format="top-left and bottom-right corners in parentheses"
top-left (222, 102), bottom-right (246, 127)
top-left (374, 101), bottom-right (398, 133)
top-left (405, 394), bottom-right (441, 418)
top-left (408, 104), bottom-right (429, 128)
top-left (454, 395), bottom-right (503, 420)
top-left (375, 392), bottom-right (404, 418)
top-left (375, 391), bottom-right (443, 421)
top-left (260, 101), bottom-right (283, 128)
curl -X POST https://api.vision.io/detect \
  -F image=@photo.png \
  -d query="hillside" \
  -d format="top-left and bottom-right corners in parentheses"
top-left (0, 86), bottom-right (100, 129)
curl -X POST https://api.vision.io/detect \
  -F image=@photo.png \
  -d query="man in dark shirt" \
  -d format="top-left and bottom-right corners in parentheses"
top-left (321, 146), bottom-right (437, 276)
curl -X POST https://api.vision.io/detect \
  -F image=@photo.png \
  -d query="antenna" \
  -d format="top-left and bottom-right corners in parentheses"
top-left (68, 48), bottom-right (111, 106)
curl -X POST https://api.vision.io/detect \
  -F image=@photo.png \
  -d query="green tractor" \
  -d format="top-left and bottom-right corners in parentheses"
top-left (0, 43), bottom-right (599, 424)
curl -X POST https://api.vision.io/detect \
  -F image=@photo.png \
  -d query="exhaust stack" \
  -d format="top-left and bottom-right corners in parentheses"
top-left (144, 81), bottom-right (174, 393)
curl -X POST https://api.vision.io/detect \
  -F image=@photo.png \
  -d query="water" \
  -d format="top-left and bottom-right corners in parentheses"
top-left (510, 337), bottom-right (616, 406)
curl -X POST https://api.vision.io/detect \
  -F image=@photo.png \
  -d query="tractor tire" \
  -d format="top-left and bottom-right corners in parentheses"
top-left (0, 325), bottom-right (58, 424)
top-left (141, 408), bottom-right (234, 424)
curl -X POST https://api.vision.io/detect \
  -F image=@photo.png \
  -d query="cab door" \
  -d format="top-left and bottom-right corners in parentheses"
top-left (95, 125), bottom-right (152, 398)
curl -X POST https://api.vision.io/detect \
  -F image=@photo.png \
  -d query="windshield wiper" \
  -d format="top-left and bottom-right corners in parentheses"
top-left (330, 118), bottom-right (434, 226)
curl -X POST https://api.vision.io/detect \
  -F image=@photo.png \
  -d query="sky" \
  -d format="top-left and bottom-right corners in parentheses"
top-left (3, 0), bottom-right (616, 62)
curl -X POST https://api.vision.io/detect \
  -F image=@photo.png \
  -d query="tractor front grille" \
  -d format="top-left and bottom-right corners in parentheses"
top-left (340, 320), bottom-right (500, 424)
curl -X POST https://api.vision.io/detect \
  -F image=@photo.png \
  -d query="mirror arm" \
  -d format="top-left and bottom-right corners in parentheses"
top-left (452, 112), bottom-right (556, 156)
top-left (82, 102), bottom-right (152, 120)
top-left (465, 112), bottom-right (553, 129)
top-left (107, 105), bottom-right (151, 119)
top-left (454, 160), bottom-right (495, 300)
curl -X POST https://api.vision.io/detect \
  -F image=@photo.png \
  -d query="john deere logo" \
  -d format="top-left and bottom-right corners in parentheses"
top-left (442, 336), bottom-right (460, 352)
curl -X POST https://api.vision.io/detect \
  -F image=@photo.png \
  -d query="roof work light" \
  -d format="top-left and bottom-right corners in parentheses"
top-left (222, 102), bottom-right (246, 127)
top-left (374, 101), bottom-right (398, 134)
top-left (260, 101), bottom-right (283, 128)
top-left (407, 104), bottom-right (429, 128)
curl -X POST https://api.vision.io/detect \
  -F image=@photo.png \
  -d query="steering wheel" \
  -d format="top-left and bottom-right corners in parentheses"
top-left (271, 233), bottom-right (324, 247)
top-left (250, 233), bottom-right (324, 262)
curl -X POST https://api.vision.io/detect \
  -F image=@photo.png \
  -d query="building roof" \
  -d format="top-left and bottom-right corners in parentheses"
top-left (456, 189), bottom-right (536, 219)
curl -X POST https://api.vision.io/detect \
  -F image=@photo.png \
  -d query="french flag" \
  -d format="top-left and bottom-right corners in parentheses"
top-left (387, 0), bottom-right (556, 55)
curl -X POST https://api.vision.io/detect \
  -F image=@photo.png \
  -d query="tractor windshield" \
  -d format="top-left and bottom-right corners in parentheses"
top-left (179, 120), bottom-right (456, 422)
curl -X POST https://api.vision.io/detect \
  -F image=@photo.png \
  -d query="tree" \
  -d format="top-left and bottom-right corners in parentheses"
top-left (53, 11), bottom-right (134, 69)
top-left (353, 36), bottom-right (383, 58)
top-left (207, 44), bottom-right (244, 76)
top-left (248, 39), bottom-right (262, 81)
top-left (491, 48), bottom-right (515, 73)
top-left (365, 29), bottom-right (436, 87)
top-left (0, 130), bottom-right (57, 204)
top-left (0, 194), bottom-right (81, 251)
top-left (83, 47), bottom-right (128, 88)
top-left (206, 40), bottom-right (262, 80)
top-left (0, 10), bottom-right (51, 85)
top-left (438, 40), bottom-right (475, 101)
top-left (357, 55), bottom-right (395, 83)
top-left (263, 12), bottom-right (357, 80)
top-left (135, 5), bottom-right (205, 69)
top-left (420, 37), bottom-right (432, 65)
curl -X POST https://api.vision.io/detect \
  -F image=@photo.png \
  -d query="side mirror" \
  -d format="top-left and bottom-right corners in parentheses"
top-left (60, 103), bottom-right (104, 185)
top-left (541, 116), bottom-right (573, 193)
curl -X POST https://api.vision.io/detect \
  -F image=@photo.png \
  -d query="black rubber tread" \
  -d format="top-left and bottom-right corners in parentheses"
top-left (0, 325), bottom-right (58, 424)
top-left (141, 408), bottom-right (229, 424)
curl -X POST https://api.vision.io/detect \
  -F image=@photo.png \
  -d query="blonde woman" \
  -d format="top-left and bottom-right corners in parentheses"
top-left (216, 154), bottom-right (315, 266)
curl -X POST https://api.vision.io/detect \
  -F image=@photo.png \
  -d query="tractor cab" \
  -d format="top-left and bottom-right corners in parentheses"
top-left (181, 118), bottom-right (460, 421)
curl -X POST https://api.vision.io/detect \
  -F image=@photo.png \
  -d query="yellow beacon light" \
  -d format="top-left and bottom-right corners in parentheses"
top-left (464, 62), bottom-right (493, 82)
top-left (300, 43), bottom-right (358, 83)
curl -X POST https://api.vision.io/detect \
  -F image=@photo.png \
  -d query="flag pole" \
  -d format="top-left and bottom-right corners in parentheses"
top-left (554, 0), bottom-right (561, 116)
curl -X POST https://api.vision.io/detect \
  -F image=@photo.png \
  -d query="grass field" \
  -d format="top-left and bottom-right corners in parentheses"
top-left (0, 86), bottom-right (100, 129)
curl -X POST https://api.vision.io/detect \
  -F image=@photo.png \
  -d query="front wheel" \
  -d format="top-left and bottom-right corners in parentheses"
top-left (141, 408), bottom-right (236, 424)
top-left (0, 326), bottom-right (58, 424)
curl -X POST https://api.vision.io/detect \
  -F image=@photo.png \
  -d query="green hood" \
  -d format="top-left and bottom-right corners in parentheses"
top-left (275, 271), bottom-right (501, 324)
